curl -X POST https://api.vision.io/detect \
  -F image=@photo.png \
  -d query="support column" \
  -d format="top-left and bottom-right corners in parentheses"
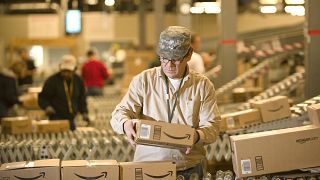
top-left (305, 0), bottom-right (320, 98)
top-left (154, 0), bottom-right (165, 42)
top-left (177, 0), bottom-right (192, 29)
top-left (138, 0), bottom-right (147, 49)
top-left (216, 0), bottom-right (237, 88)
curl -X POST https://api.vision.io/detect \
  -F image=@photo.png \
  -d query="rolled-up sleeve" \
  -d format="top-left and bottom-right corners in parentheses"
top-left (110, 75), bottom-right (144, 134)
top-left (196, 79), bottom-right (221, 145)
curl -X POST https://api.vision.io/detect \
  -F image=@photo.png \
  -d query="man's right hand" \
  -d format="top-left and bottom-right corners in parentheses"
top-left (45, 106), bottom-right (55, 115)
top-left (123, 119), bottom-right (138, 149)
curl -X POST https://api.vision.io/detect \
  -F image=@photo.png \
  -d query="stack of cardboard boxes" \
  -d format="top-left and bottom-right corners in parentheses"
top-left (220, 96), bottom-right (292, 132)
top-left (0, 159), bottom-right (176, 180)
top-left (1, 116), bottom-right (70, 134)
top-left (230, 103), bottom-right (320, 178)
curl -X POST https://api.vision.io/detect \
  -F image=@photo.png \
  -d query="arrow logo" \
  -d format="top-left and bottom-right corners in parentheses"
top-left (267, 105), bottom-right (283, 112)
top-left (14, 172), bottom-right (45, 180)
top-left (74, 172), bottom-right (108, 180)
top-left (144, 171), bottom-right (173, 178)
top-left (163, 132), bottom-right (191, 140)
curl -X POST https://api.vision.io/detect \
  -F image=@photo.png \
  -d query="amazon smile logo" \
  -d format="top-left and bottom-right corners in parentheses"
top-left (14, 172), bottom-right (45, 180)
top-left (144, 171), bottom-right (173, 179)
top-left (163, 132), bottom-right (191, 140)
top-left (267, 105), bottom-right (283, 112)
top-left (74, 172), bottom-right (107, 180)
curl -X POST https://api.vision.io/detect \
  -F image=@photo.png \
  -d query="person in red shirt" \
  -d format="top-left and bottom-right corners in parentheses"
top-left (81, 49), bottom-right (110, 96)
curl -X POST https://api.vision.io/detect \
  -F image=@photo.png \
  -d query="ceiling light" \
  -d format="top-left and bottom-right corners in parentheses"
top-left (260, 6), bottom-right (277, 13)
top-left (105, 0), bottom-right (115, 7)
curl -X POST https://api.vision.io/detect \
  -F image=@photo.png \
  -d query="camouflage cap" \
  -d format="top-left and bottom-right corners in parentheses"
top-left (157, 26), bottom-right (191, 60)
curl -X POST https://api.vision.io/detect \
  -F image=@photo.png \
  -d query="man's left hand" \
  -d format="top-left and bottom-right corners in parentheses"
top-left (185, 129), bottom-right (199, 154)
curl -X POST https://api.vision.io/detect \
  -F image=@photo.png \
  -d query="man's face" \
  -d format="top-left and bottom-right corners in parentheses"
top-left (60, 70), bottom-right (73, 80)
top-left (160, 49), bottom-right (191, 79)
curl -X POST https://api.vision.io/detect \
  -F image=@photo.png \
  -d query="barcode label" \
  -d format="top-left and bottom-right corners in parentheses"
top-left (135, 168), bottom-right (143, 180)
top-left (241, 159), bottom-right (252, 174)
top-left (153, 125), bottom-right (161, 140)
top-left (255, 156), bottom-right (264, 171)
top-left (226, 117), bottom-right (235, 128)
top-left (140, 124), bottom-right (151, 139)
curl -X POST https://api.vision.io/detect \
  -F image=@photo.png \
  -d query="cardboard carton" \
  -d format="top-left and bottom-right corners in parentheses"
top-left (61, 160), bottom-right (119, 180)
top-left (35, 120), bottom-right (70, 133)
top-left (27, 110), bottom-right (47, 120)
top-left (135, 120), bottom-right (195, 148)
top-left (0, 159), bottom-right (60, 180)
top-left (1, 116), bottom-right (33, 134)
top-left (230, 125), bottom-right (320, 178)
top-left (251, 96), bottom-right (291, 122)
top-left (120, 161), bottom-right (176, 180)
top-left (232, 87), bottom-right (262, 102)
top-left (221, 109), bottom-right (261, 130)
top-left (307, 103), bottom-right (320, 126)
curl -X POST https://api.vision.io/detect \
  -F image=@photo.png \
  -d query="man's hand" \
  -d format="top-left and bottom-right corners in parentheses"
top-left (185, 129), bottom-right (200, 154)
top-left (123, 119), bottom-right (138, 149)
top-left (82, 113), bottom-right (91, 126)
top-left (45, 106), bottom-right (55, 115)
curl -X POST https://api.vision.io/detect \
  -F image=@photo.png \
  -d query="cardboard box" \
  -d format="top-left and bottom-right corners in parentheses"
top-left (232, 87), bottom-right (262, 102)
top-left (307, 103), bottom-right (320, 126)
top-left (35, 120), bottom-right (70, 133)
top-left (135, 120), bottom-right (195, 148)
top-left (221, 109), bottom-right (261, 130)
top-left (120, 161), bottom-right (176, 180)
top-left (27, 110), bottom-right (47, 120)
top-left (61, 160), bottom-right (119, 180)
top-left (0, 159), bottom-right (60, 180)
top-left (19, 92), bottom-right (40, 109)
top-left (251, 96), bottom-right (291, 122)
top-left (1, 116), bottom-right (33, 134)
top-left (230, 125), bottom-right (320, 178)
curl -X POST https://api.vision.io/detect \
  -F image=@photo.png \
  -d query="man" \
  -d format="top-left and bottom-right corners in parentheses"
top-left (17, 49), bottom-right (36, 86)
top-left (81, 49), bottom-right (110, 96)
top-left (0, 66), bottom-right (20, 119)
top-left (110, 26), bottom-right (220, 179)
top-left (38, 55), bottom-right (89, 131)
top-left (188, 33), bottom-right (206, 74)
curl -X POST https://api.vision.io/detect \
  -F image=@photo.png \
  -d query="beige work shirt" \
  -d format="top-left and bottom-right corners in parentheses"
top-left (111, 66), bottom-right (221, 170)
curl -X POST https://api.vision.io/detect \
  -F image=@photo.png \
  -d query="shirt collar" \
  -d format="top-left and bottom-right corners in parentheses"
top-left (157, 66), bottom-right (191, 82)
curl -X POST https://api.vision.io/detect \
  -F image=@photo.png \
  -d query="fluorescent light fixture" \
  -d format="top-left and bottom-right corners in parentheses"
top-left (204, 6), bottom-right (221, 14)
top-left (191, 2), bottom-right (220, 14)
top-left (87, 0), bottom-right (98, 5)
top-left (104, 0), bottom-right (115, 6)
top-left (284, 5), bottom-right (305, 16)
top-left (180, 3), bottom-right (190, 15)
top-left (260, 6), bottom-right (277, 13)
top-left (259, 0), bottom-right (281, 4)
top-left (284, 0), bottom-right (305, 4)
top-left (190, 6), bottom-right (204, 14)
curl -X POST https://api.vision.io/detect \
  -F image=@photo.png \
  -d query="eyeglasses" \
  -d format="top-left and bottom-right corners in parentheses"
top-left (159, 57), bottom-right (184, 65)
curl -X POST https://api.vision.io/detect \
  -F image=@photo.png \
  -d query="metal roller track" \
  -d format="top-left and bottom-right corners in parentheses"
top-left (238, 71), bottom-right (305, 111)
top-left (214, 46), bottom-right (303, 96)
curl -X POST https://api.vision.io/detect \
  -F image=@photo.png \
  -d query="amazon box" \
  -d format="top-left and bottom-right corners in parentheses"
top-left (120, 161), bottom-right (176, 180)
top-left (230, 125), bottom-right (320, 178)
top-left (0, 159), bottom-right (60, 180)
top-left (1, 116), bottom-right (32, 134)
top-left (35, 120), bottom-right (70, 133)
top-left (61, 160), bottom-right (119, 180)
top-left (135, 119), bottom-right (195, 148)
top-left (221, 109), bottom-right (261, 130)
top-left (307, 103), bottom-right (320, 126)
top-left (251, 96), bottom-right (291, 122)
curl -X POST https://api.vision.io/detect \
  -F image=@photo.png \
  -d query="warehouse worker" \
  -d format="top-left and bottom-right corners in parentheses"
top-left (81, 48), bottom-right (110, 96)
top-left (38, 55), bottom-right (90, 131)
top-left (188, 33), bottom-right (206, 74)
top-left (0, 66), bottom-right (20, 119)
top-left (110, 26), bottom-right (221, 179)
